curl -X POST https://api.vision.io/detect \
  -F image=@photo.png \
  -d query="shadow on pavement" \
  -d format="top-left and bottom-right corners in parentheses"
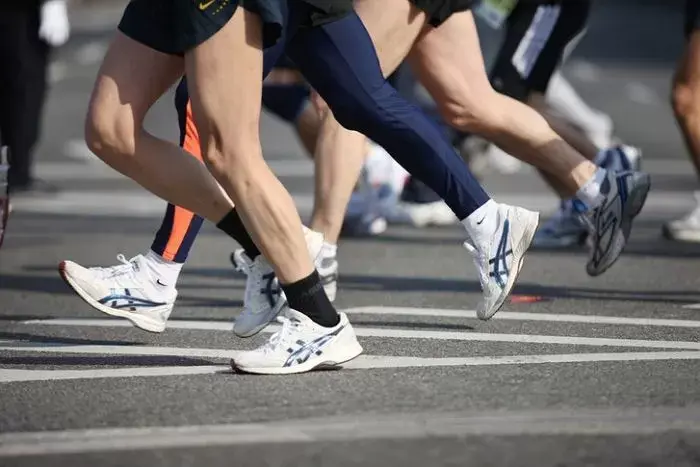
top-left (0, 355), bottom-right (216, 367)
top-left (0, 331), bottom-right (139, 347)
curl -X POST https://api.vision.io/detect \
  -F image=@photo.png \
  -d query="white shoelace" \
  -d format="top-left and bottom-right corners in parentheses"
top-left (263, 316), bottom-right (301, 354)
top-left (93, 254), bottom-right (138, 281)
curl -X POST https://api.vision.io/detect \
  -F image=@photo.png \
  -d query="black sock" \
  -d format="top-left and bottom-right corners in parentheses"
top-left (216, 209), bottom-right (260, 260)
top-left (282, 271), bottom-right (340, 327)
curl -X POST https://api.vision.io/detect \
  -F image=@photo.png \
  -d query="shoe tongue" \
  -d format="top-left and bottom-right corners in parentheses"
top-left (130, 256), bottom-right (143, 273)
top-left (284, 308), bottom-right (312, 326)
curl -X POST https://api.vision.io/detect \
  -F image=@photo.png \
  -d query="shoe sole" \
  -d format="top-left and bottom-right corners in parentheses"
top-left (586, 172), bottom-right (651, 277)
top-left (479, 209), bottom-right (540, 320)
top-left (230, 339), bottom-right (363, 375)
top-left (58, 261), bottom-right (169, 333)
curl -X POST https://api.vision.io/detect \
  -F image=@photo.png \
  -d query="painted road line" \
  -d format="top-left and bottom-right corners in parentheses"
top-left (12, 191), bottom-right (314, 218)
top-left (0, 365), bottom-right (228, 383)
top-left (2, 351), bottom-right (700, 384)
top-left (2, 406), bottom-right (700, 457)
top-left (343, 307), bottom-right (700, 328)
top-left (12, 187), bottom-right (698, 218)
top-left (22, 316), bottom-right (700, 344)
top-left (26, 309), bottom-right (700, 328)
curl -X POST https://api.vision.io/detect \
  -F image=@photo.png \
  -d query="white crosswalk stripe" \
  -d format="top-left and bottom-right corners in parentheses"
top-left (3, 306), bottom-right (700, 384)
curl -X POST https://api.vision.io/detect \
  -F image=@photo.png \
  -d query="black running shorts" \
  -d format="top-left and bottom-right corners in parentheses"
top-left (685, 0), bottom-right (700, 38)
top-left (118, 0), bottom-right (286, 55)
top-left (409, 0), bottom-right (474, 27)
top-left (490, 0), bottom-right (591, 101)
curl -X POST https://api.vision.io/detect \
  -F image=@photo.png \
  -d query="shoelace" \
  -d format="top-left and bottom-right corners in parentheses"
top-left (94, 254), bottom-right (137, 281)
top-left (263, 316), bottom-right (301, 353)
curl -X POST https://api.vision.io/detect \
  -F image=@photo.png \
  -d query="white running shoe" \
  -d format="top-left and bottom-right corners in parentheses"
top-left (464, 204), bottom-right (539, 320)
top-left (231, 310), bottom-right (363, 375)
top-left (59, 254), bottom-right (177, 333)
top-left (317, 243), bottom-right (339, 302)
top-left (533, 200), bottom-right (588, 249)
top-left (398, 200), bottom-right (457, 227)
top-left (662, 192), bottom-right (700, 243)
top-left (583, 170), bottom-right (651, 277)
top-left (232, 227), bottom-right (325, 338)
top-left (232, 251), bottom-right (287, 338)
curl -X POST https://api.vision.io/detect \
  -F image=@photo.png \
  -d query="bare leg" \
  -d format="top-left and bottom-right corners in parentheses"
top-left (85, 32), bottom-right (233, 222)
top-left (407, 10), bottom-right (596, 197)
top-left (672, 31), bottom-right (700, 179)
top-left (528, 93), bottom-right (599, 162)
top-left (183, 8), bottom-right (312, 284)
top-left (295, 104), bottom-right (320, 157)
top-left (309, 97), bottom-right (367, 244)
top-left (528, 92), bottom-right (599, 198)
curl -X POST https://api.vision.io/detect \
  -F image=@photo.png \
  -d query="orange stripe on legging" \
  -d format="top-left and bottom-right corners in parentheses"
top-left (162, 100), bottom-right (203, 261)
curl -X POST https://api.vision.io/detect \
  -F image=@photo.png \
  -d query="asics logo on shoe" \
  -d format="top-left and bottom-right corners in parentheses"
top-left (590, 198), bottom-right (620, 269)
top-left (97, 288), bottom-right (166, 312)
top-left (260, 272), bottom-right (281, 308)
top-left (284, 325), bottom-right (344, 367)
top-left (489, 219), bottom-right (513, 289)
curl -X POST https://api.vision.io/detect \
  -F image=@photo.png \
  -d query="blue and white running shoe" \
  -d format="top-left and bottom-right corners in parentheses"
top-left (231, 309), bottom-right (363, 375)
top-left (535, 144), bottom-right (642, 249)
top-left (581, 170), bottom-right (651, 277)
top-left (464, 203), bottom-right (539, 320)
top-left (59, 254), bottom-right (176, 333)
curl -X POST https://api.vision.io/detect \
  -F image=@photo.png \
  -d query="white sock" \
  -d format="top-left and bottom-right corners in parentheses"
top-left (575, 168), bottom-right (607, 210)
top-left (461, 199), bottom-right (499, 244)
top-left (144, 250), bottom-right (182, 288)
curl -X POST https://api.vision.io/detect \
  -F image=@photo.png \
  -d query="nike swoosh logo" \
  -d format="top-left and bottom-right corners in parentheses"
top-left (199, 0), bottom-right (216, 10)
top-left (476, 216), bottom-right (486, 225)
top-left (156, 279), bottom-right (169, 287)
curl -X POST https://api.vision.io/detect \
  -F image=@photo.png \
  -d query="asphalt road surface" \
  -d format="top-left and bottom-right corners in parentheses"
top-left (1, 2), bottom-right (700, 466)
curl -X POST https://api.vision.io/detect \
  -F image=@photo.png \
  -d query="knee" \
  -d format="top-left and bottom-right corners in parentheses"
top-left (672, 81), bottom-right (699, 121)
top-left (200, 122), bottom-right (260, 181)
top-left (84, 103), bottom-right (138, 165)
top-left (437, 87), bottom-right (504, 135)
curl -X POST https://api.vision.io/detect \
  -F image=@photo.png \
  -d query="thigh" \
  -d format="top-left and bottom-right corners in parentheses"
top-left (88, 31), bottom-right (183, 132)
top-left (184, 7), bottom-right (264, 160)
top-left (408, 9), bottom-right (493, 107)
top-left (353, 0), bottom-right (427, 76)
